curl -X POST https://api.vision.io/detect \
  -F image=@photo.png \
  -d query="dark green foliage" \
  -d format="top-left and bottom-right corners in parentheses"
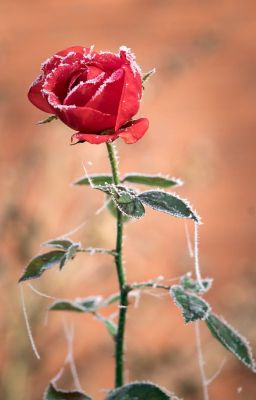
top-left (170, 285), bottom-right (210, 323)
top-left (114, 187), bottom-right (145, 219)
top-left (106, 381), bottom-right (178, 400)
top-left (19, 251), bottom-right (66, 282)
top-left (122, 173), bottom-right (182, 188)
top-left (180, 274), bottom-right (213, 293)
top-left (138, 190), bottom-right (200, 222)
top-left (206, 314), bottom-right (255, 370)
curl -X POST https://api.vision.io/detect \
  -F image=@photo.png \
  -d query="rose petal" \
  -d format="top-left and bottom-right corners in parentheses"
top-left (43, 63), bottom-right (84, 104)
top-left (115, 64), bottom-right (142, 131)
top-left (56, 106), bottom-right (116, 132)
top-left (41, 47), bottom-right (86, 76)
top-left (41, 55), bottom-right (63, 76)
top-left (92, 52), bottom-right (123, 72)
top-left (117, 117), bottom-right (149, 144)
top-left (86, 69), bottom-right (124, 115)
top-left (71, 131), bottom-right (119, 144)
top-left (86, 65), bottom-right (104, 80)
top-left (28, 75), bottom-right (54, 113)
top-left (56, 46), bottom-right (87, 57)
top-left (64, 73), bottom-right (106, 107)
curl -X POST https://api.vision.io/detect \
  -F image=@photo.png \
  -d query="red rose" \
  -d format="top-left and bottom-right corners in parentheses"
top-left (28, 46), bottom-right (149, 144)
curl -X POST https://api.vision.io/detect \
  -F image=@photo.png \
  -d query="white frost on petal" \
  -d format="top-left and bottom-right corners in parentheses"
top-left (89, 45), bottom-right (95, 54)
top-left (54, 104), bottom-right (76, 110)
top-left (40, 54), bottom-right (62, 73)
top-left (119, 45), bottom-right (142, 76)
top-left (28, 74), bottom-right (42, 91)
top-left (64, 72), bottom-right (105, 106)
top-left (89, 69), bottom-right (123, 103)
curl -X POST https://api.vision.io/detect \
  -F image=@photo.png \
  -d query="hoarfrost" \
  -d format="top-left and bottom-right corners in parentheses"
top-left (119, 45), bottom-right (142, 76)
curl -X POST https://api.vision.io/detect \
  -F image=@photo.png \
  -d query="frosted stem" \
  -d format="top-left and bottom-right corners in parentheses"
top-left (194, 222), bottom-right (204, 290)
top-left (195, 321), bottom-right (209, 400)
top-left (20, 285), bottom-right (40, 360)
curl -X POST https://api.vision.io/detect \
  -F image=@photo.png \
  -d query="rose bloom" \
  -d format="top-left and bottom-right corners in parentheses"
top-left (28, 46), bottom-right (149, 144)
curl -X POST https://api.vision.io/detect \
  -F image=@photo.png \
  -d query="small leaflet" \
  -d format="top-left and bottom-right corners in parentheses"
top-left (106, 381), bottom-right (178, 400)
top-left (142, 68), bottom-right (156, 87)
top-left (42, 238), bottom-right (75, 250)
top-left (37, 115), bottom-right (58, 124)
top-left (206, 314), bottom-right (255, 370)
top-left (114, 194), bottom-right (145, 219)
top-left (44, 382), bottom-right (91, 400)
top-left (60, 243), bottom-right (80, 270)
top-left (180, 274), bottom-right (213, 293)
top-left (99, 184), bottom-right (145, 219)
top-left (170, 285), bottom-right (211, 323)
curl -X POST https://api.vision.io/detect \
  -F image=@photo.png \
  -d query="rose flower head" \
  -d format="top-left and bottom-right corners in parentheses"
top-left (28, 46), bottom-right (149, 144)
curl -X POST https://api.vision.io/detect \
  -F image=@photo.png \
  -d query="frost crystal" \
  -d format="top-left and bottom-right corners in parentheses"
top-left (119, 45), bottom-right (142, 76)
top-left (90, 69), bottom-right (123, 103)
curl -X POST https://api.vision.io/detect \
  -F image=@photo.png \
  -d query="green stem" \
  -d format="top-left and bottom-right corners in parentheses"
top-left (106, 142), bottom-right (128, 388)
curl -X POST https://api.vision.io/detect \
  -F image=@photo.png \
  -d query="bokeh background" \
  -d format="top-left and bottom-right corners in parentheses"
top-left (1, 1), bottom-right (256, 399)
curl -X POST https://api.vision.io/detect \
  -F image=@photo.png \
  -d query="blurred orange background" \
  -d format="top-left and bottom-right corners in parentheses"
top-left (1, 1), bottom-right (256, 399)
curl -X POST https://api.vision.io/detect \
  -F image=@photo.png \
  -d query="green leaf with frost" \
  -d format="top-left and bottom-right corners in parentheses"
top-left (106, 196), bottom-right (131, 223)
top-left (139, 190), bottom-right (200, 222)
top-left (60, 243), bottom-right (80, 270)
top-left (123, 173), bottom-right (182, 188)
top-left (180, 274), bottom-right (213, 293)
top-left (170, 285), bottom-right (210, 323)
top-left (100, 185), bottom-right (145, 219)
top-left (206, 313), bottom-right (255, 370)
top-left (106, 381), bottom-right (178, 400)
top-left (113, 186), bottom-right (145, 219)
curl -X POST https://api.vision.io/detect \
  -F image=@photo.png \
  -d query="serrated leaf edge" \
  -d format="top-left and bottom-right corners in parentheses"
top-left (206, 313), bottom-right (256, 370)
top-left (112, 195), bottom-right (145, 219)
top-left (170, 285), bottom-right (211, 324)
top-left (139, 189), bottom-right (202, 224)
top-left (180, 275), bottom-right (214, 294)
top-left (122, 173), bottom-right (184, 187)
top-left (106, 380), bottom-right (180, 400)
